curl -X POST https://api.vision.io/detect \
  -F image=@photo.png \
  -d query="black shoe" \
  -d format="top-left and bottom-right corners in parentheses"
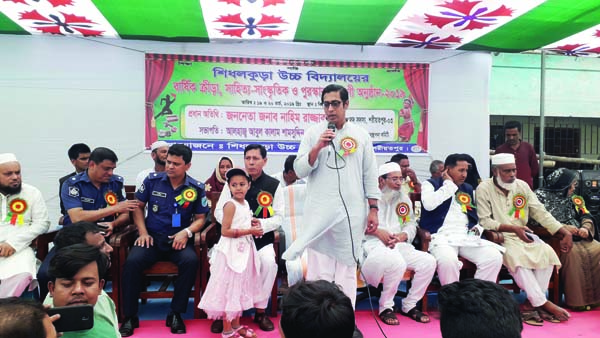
top-left (353, 325), bottom-right (364, 338)
top-left (253, 312), bottom-right (275, 331)
top-left (166, 312), bottom-right (173, 327)
top-left (169, 312), bottom-right (186, 334)
top-left (119, 316), bottom-right (139, 337)
top-left (210, 319), bottom-right (224, 333)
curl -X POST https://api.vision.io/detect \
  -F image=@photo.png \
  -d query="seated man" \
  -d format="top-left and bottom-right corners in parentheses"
top-left (476, 153), bottom-right (573, 324)
top-left (47, 244), bottom-right (118, 338)
top-left (361, 162), bottom-right (436, 325)
top-left (390, 153), bottom-right (421, 194)
top-left (280, 280), bottom-right (355, 338)
top-left (429, 160), bottom-right (444, 180)
top-left (60, 147), bottom-right (138, 234)
top-left (420, 153), bottom-right (503, 285)
top-left (59, 143), bottom-right (90, 224)
top-left (0, 153), bottom-right (50, 297)
top-left (0, 297), bottom-right (58, 338)
top-left (438, 279), bottom-right (522, 338)
top-left (38, 221), bottom-right (114, 300)
top-left (135, 140), bottom-right (169, 189)
top-left (272, 155), bottom-right (305, 188)
top-left (120, 144), bottom-right (209, 336)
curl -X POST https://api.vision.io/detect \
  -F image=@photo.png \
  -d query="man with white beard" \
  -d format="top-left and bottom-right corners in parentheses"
top-left (361, 162), bottom-right (436, 325)
top-left (476, 153), bottom-right (573, 324)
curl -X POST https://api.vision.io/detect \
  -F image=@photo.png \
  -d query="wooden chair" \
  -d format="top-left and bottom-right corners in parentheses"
top-left (124, 185), bottom-right (136, 201)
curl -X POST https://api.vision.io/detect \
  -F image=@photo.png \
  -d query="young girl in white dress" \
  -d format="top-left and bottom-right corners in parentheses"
top-left (198, 168), bottom-right (264, 338)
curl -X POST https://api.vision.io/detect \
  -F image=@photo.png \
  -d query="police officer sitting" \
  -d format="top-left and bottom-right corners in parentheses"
top-left (120, 144), bottom-right (209, 336)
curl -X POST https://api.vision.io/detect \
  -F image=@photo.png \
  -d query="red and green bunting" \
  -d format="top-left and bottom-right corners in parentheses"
top-left (1, 0), bottom-right (600, 56)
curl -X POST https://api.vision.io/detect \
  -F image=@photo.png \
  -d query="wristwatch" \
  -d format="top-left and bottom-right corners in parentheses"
top-left (369, 205), bottom-right (379, 210)
top-left (184, 228), bottom-right (193, 238)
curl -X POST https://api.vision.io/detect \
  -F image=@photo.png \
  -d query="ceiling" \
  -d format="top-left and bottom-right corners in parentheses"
top-left (1, 0), bottom-right (600, 56)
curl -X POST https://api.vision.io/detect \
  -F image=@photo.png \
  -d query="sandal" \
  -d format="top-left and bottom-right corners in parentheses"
top-left (378, 308), bottom-right (399, 325)
top-left (521, 310), bottom-right (543, 326)
top-left (222, 331), bottom-right (241, 338)
top-left (234, 325), bottom-right (258, 338)
top-left (400, 306), bottom-right (430, 323)
top-left (537, 308), bottom-right (562, 323)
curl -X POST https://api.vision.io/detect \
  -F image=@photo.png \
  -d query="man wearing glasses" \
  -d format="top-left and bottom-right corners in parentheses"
top-left (282, 84), bottom-right (380, 338)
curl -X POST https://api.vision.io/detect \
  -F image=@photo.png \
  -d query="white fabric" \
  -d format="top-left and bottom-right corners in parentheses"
top-left (254, 244), bottom-right (277, 309)
top-left (429, 244), bottom-right (503, 285)
top-left (305, 248), bottom-right (357, 308)
top-left (0, 272), bottom-right (32, 297)
top-left (212, 199), bottom-right (256, 273)
top-left (215, 178), bottom-right (285, 234)
top-left (0, 153), bottom-right (17, 165)
top-left (0, 183), bottom-right (50, 293)
top-left (150, 140), bottom-right (169, 151)
top-left (491, 153), bottom-right (515, 165)
top-left (135, 167), bottom-right (154, 189)
top-left (511, 266), bottom-right (554, 307)
top-left (282, 121), bottom-right (380, 267)
top-left (281, 184), bottom-right (308, 285)
top-left (271, 172), bottom-right (306, 189)
top-left (378, 162), bottom-right (401, 177)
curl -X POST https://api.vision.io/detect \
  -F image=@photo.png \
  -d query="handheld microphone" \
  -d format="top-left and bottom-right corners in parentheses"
top-left (327, 122), bottom-right (336, 144)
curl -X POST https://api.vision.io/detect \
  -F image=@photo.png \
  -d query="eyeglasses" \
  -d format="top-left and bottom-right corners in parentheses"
top-left (386, 176), bottom-right (403, 183)
top-left (322, 100), bottom-right (342, 108)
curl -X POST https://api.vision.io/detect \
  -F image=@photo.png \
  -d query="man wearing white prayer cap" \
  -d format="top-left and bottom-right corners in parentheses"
top-left (361, 162), bottom-right (436, 325)
top-left (0, 153), bottom-right (50, 297)
top-left (136, 141), bottom-right (170, 188)
top-left (476, 153), bottom-right (574, 324)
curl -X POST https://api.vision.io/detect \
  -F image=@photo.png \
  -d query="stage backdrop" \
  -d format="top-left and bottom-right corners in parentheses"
top-left (145, 54), bottom-right (429, 154)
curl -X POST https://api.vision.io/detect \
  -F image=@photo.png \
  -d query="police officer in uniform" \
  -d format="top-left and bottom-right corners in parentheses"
top-left (213, 144), bottom-right (284, 332)
top-left (120, 144), bottom-right (209, 336)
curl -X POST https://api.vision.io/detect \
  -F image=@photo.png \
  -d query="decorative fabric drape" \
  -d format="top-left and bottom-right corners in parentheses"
top-left (145, 57), bottom-right (174, 146)
top-left (404, 65), bottom-right (429, 151)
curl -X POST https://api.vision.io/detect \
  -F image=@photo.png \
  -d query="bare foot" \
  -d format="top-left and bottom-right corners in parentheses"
top-left (539, 301), bottom-right (570, 322)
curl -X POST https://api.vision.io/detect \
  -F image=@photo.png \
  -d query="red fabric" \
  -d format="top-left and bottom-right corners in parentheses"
top-left (495, 141), bottom-right (539, 189)
top-left (204, 172), bottom-right (226, 194)
top-left (403, 65), bottom-right (430, 151)
top-left (145, 58), bottom-right (174, 146)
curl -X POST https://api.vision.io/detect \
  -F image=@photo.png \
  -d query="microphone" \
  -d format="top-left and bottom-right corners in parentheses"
top-left (327, 122), bottom-right (336, 144)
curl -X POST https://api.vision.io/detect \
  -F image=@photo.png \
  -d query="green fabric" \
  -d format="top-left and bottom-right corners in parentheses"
top-left (462, 0), bottom-right (600, 52)
top-left (0, 11), bottom-right (26, 35)
top-left (92, 0), bottom-right (207, 41)
top-left (294, 0), bottom-right (408, 44)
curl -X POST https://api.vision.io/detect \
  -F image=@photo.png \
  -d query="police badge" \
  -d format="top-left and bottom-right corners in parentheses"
top-left (152, 204), bottom-right (159, 213)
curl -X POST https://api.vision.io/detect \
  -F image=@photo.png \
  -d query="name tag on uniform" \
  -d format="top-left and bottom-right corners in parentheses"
top-left (152, 191), bottom-right (167, 198)
top-left (172, 213), bottom-right (181, 227)
top-left (81, 197), bottom-right (94, 204)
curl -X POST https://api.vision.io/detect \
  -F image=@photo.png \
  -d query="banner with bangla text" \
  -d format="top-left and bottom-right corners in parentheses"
top-left (145, 54), bottom-right (429, 154)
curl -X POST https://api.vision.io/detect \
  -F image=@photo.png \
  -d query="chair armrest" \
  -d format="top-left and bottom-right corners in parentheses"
top-left (110, 225), bottom-right (138, 248)
top-left (483, 230), bottom-right (504, 244)
top-left (274, 229), bottom-right (280, 244)
top-left (415, 227), bottom-right (431, 252)
top-left (34, 231), bottom-right (58, 261)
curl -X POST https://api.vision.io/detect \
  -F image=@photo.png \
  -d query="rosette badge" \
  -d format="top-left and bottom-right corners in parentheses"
top-left (6, 199), bottom-right (27, 225)
top-left (175, 188), bottom-right (197, 209)
top-left (509, 194), bottom-right (527, 219)
top-left (395, 202), bottom-right (410, 224)
top-left (455, 192), bottom-right (475, 213)
top-left (338, 137), bottom-right (357, 157)
top-left (255, 191), bottom-right (274, 218)
top-left (571, 195), bottom-right (590, 214)
top-left (105, 191), bottom-right (118, 206)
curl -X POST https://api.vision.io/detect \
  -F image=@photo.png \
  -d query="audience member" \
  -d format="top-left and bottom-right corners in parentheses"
top-left (0, 153), bottom-right (50, 297)
top-left (135, 141), bottom-right (169, 189)
top-left (390, 153), bottom-right (421, 193)
top-left (204, 156), bottom-right (233, 193)
top-left (362, 162), bottom-right (435, 325)
top-left (59, 143), bottom-right (91, 223)
top-left (60, 147), bottom-right (137, 234)
top-left (47, 244), bottom-right (117, 338)
top-left (476, 153), bottom-right (573, 324)
top-left (120, 144), bottom-right (209, 336)
top-left (495, 121), bottom-right (539, 188)
top-left (438, 279), bottom-right (522, 338)
top-left (534, 168), bottom-right (600, 310)
top-left (214, 144), bottom-right (283, 333)
top-left (282, 84), bottom-right (379, 338)
top-left (280, 280), bottom-right (355, 338)
top-left (420, 153), bottom-right (503, 286)
top-left (429, 160), bottom-right (444, 179)
top-left (272, 155), bottom-right (305, 188)
top-left (0, 297), bottom-right (58, 338)
top-left (462, 154), bottom-right (482, 189)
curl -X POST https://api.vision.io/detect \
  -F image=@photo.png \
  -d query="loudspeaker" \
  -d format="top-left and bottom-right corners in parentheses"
top-left (578, 170), bottom-right (600, 240)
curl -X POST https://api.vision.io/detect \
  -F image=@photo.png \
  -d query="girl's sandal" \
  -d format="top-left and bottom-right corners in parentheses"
top-left (234, 325), bottom-right (258, 338)
top-left (222, 331), bottom-right (241, 338)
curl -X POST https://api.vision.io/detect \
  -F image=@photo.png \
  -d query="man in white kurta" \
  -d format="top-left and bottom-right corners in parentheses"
top-left (0, 153), bottom-right (50, 297)
top-left (135, 141), bottom-right (169, 189)
top-left (361, 163), bottom-right (436, 325)
top-left (420, 154), bottom-right (503, 286)
top-left (476, 153), bottom-right (573, 322)
top-left (282, 84), bottom-right (380, 315)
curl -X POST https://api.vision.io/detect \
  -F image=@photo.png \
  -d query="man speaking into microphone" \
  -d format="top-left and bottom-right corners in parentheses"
top-left (282, 84), bottom-right (380, 338)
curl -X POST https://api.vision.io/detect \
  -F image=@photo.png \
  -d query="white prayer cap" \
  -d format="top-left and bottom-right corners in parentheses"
top-left (0, 153), bottom-right (18, 165)
top-left (378, 162), bottom-right (401, 177)
top-left (151, 141), bottom-right (169, 151)
top-left (491, 153), bottom-right (515, 165)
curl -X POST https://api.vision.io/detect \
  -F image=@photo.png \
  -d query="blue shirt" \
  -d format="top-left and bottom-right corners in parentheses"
top-left (60, 171), bottom-right (126, 226)
top-left (136, 172), bottom-right (209, 235)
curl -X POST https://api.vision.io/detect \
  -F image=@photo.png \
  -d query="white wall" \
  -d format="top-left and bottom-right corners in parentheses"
top-left (0, 35), bottom-right (491, 222)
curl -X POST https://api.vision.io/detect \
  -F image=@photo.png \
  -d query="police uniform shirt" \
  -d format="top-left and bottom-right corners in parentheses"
top-left (60, 171), bottom-right (126, 225)
top-left (136, 172), bottom-right (209, 235)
